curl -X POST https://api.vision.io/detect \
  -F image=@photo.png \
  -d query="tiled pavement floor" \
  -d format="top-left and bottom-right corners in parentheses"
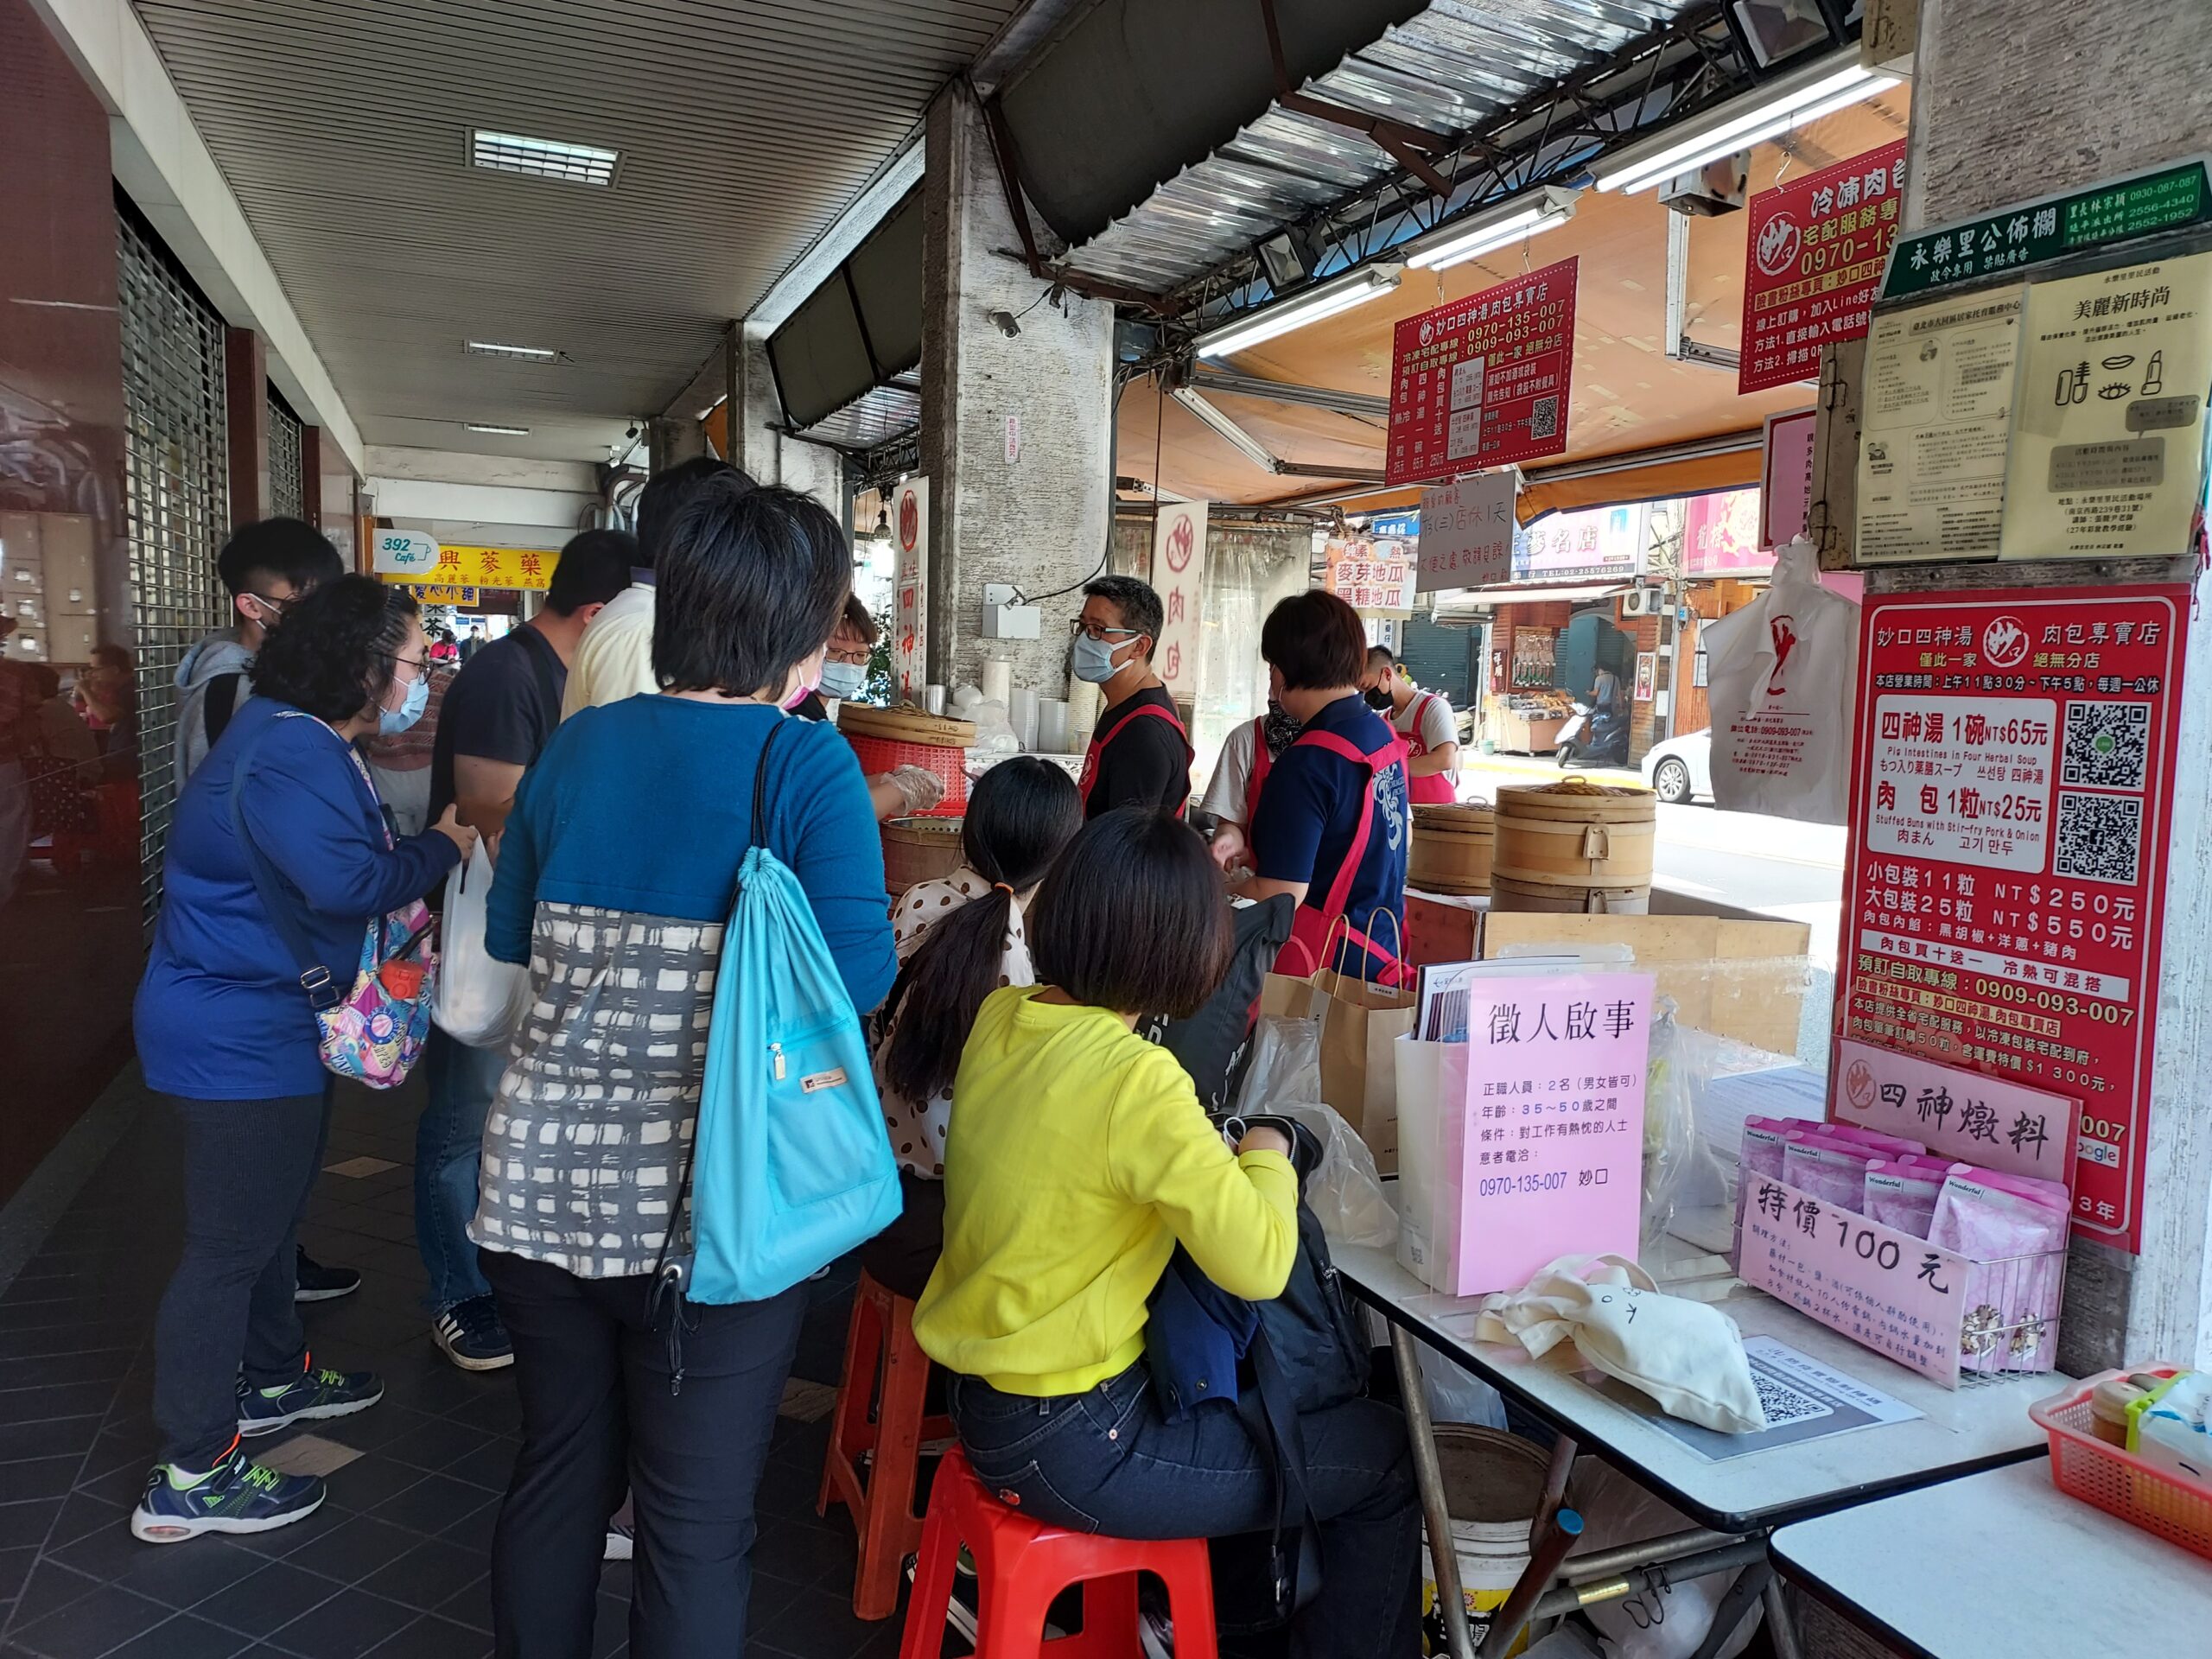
top-left (0, 1076), bottom-right (911, 1659)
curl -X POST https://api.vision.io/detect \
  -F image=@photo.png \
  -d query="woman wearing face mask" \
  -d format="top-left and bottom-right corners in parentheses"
top-left (793, 594), bottom-right (945, 821)
top-left (130, 577), bottom-right (475, 1543)
top-left (475, 480), bottom-right (898, 1659)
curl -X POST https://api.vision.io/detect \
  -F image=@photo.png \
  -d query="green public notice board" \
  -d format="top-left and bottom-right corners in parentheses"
top-left (1880, 159), bottom-right (2210, 300)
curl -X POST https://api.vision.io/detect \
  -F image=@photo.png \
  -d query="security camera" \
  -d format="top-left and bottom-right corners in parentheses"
top-left (626, 423), bottom-right (640, 439)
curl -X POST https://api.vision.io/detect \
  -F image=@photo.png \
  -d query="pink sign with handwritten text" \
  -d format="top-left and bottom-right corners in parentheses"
top-left (1739, 1175), bottom-right (1973, 1386)
top-left (1832, 1039), bottom-right (2077, 1187)
top-left (1454, 972), bottom-right (1653, 1297)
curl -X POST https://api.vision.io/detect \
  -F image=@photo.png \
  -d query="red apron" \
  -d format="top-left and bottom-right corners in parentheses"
top-left (1077, 698), bottom-right (1193, 818)
top-left (1245, 715), bottom-right (1274, 822)
top-left (1265, 724), bottom-right (1412, 987)
top-left (1402, 690), bottom-right (1457, 805)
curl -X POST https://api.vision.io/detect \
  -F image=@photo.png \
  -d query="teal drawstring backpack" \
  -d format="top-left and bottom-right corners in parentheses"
top-left (675, 718), bottom-right (902, 1306)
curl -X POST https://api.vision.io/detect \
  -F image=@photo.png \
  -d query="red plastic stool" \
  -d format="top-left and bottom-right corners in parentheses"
top-left (899, 1445), bottom-right (1218, 1659)
top-left (818, 1271), bottom-right (955, 1619)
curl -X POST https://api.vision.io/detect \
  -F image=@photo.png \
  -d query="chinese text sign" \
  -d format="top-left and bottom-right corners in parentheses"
top-left (1842, 588), bottom-right (2187, 1250)
top-left (1388, 259), bottom-right (1578, 486)
top-left (1740, 141), bottom-right (1907, 395)
top-left (893, 479), bottom-right (930, 704)
top-left (1415, 473), bottom-right (1515, 593)
top-left (1833, 1037), bottom-right (2077, 1185)
top-left (390, 543), bottom-right (554, 591)
top-left (1740, 1177), bottom-right (1969, 1386)
top-left (1149, 502), bottom-right (1208, 696)
top-left (1454, 971), bottom-right (1652, 1296)
top-left (1324, 536), bottom-right (1413, 613)
top-left (1682, 488), bottom-right (1770, 578)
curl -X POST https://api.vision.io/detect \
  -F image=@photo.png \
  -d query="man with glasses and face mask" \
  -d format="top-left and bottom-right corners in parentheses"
top-left (791, 594), bottom-right (945, 822)
top-left (1071, 575), bottom-right (1193, 820)
top-left (174, 518), bottom-right (346, 787)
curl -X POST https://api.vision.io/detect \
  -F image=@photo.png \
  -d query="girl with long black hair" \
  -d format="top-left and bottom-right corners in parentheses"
top-left (862, 756), bottom-right (1082, 1298)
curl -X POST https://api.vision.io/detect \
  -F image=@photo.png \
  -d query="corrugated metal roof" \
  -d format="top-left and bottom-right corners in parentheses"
top-left (1061, 0), bottom-right (1694, 293)
top-left (799, 383), bottom-right (922, 452)
top-left (130, 0), bottom-right (1020, 461)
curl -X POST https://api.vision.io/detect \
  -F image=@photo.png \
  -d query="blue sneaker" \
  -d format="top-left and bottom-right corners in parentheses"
top-left (238, 1362), bottom-right (384, 1437)
top-left (130, 1444), bottom-right (325, 1543)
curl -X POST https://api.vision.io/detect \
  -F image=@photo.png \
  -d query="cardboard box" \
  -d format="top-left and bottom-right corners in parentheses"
top-left (1479, 912), bottom-right (1812, 1056)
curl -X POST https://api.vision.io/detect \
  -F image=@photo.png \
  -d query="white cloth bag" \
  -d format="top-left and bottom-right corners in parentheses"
top-left (1700, 537), bottom-right (1858, 823)
top-left (431, 843), bottom-right (531, 1049)
top-left (1474, 1254), bottom-right (1767, 1433)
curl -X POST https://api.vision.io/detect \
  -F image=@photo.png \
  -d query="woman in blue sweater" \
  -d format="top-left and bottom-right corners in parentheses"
top-left (475, 480), bottom-right (897, 1659)
top-left (131, 578), bottom-right (474, 1542)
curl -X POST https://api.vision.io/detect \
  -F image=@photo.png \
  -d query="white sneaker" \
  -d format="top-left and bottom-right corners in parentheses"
top-left (604, 1519), bottom-right (633, 1560)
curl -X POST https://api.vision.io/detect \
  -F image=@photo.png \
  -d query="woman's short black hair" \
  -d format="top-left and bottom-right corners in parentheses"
top-left (652, 479), bottom-right (849, 697)
top-left (1262, 589), bottom-right (1367, 691)
top-left (879, 758), bottom-right (1084, 1107)
top-left (1030, 806), bottom-right (1231, 1019)
top-left (634, 455), bottom-right (751, 569)
top-left (251, 575), bottom-right (418, 723)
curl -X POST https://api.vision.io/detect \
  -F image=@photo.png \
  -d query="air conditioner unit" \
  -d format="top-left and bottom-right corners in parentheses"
top-left (1621, 587), bottom-right (1666, 618)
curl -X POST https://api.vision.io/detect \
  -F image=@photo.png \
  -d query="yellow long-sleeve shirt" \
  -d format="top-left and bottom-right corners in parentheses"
top-left (912, 987), bottom-right (1300, 1397)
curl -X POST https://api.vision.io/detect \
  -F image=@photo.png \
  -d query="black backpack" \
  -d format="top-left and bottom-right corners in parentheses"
top-left (1145, 1120), bottom-right (1371, 1628)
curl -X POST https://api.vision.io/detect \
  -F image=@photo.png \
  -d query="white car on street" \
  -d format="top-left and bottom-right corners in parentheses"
top-left (1642, 728), bottom-right (1713, 804)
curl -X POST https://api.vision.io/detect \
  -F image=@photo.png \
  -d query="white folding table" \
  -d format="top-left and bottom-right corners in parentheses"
top-left (1331, 1229), bottom-right (2056, 1658)
top-left (1770, 1457), bottom-right (2212, 1658)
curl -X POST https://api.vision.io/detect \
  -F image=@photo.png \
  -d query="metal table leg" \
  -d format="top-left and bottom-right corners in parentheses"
top-left (1390, 1322), bottom-right (1477, 1659)
top-left (1763, 1573), bottom-right (1804, 1659)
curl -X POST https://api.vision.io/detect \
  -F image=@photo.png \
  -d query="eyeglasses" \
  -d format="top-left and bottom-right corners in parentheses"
top-left (246, 591), bottom-right (291, 617)
top-left (1068, 620), bottom-right (1141, 643)
top-left (825, 645), bottom-right (872, 665)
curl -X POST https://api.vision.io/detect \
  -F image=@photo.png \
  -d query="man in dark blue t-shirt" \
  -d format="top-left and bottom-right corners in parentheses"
top-left (1243, 591), bottom-right (1408, 982)
top-left (415, 531), bottom-right (633, 1371)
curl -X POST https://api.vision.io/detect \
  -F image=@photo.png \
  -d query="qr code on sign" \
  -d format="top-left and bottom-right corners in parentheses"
top-left (1750, 1370), bottom-right (1834, 1429)
top-left (2054, 791), bottom-right (2142, 885)
top-left (1529, 396), bottom-right (1559, 440)
top-left (2060, 702), bottom-right (2149, 790)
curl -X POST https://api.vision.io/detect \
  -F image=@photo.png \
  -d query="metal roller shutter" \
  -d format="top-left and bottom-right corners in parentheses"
top-left (267, 389), bottom-right (304, 521)
top-left (118, 207), bottom-right (231, 931)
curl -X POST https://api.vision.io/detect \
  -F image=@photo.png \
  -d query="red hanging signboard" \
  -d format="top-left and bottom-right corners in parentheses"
top-left (1739, 140), bottom-right (1908, 396)
top-left (1840, 587), bottom-right (2188, 1252)
top-left (1386, 257), bottom-right (1577, 486)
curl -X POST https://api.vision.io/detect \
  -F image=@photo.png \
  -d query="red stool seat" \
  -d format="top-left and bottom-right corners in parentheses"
top-left (899, 1444), bottom-right (1218, 1659)
top-left (818, 1271), bottom-right (954, 1619)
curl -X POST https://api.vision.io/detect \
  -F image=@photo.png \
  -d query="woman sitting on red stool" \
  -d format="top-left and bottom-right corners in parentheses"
top-left (912, 807), bottom-right (1421, 1658)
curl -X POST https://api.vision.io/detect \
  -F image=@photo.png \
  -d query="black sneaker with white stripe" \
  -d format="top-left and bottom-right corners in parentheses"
top-left (433, 1294), bottom-right (515, 1371)
top-left (293, 1246), bottom-right (359, 1303)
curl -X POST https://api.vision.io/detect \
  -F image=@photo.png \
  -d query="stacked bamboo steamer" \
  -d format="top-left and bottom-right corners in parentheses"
top-left (1408, 802), bottom-right (1496, 896)
top-left (1490, 777), bottom-right (1655, 914)
top-left (881, 817), bottom-right (965, 898)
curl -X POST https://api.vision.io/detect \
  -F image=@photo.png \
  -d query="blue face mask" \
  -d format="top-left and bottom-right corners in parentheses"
top-left (1071, 632), bottom-right (1132, 684)
top-left (379, 671), bottom-right (429, 736)
top-left (819, 660), bottom-right (869, 702)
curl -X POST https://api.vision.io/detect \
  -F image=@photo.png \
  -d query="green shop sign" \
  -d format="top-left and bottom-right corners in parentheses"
top-left (1880, 158), bottom-right (2210, 299)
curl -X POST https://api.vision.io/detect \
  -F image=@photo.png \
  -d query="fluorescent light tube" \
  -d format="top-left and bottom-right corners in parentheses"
top-left (1594, 53), bottom-right (1898, 195)
top-left (465, 340), bottom-right (556, 361)
top-left (1405, 188), bottom-right (1581, 271)
top-left (1196, 265), bottom-right (1404, 359)
top-left (465, 423), bottom-right (531, 435)
top-left (470, 129), bottom-right (620, 188)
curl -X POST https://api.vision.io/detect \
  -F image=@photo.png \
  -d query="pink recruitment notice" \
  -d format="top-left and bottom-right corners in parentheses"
top-left (1455, 971), bottom-right (1653, 1297)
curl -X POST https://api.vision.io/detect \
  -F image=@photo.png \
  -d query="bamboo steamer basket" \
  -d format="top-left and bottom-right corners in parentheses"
top-left (838, 703), bottom-right (976, 817)
top-left (1491, 777), bottom-right (1655, 914)
top-left (880, 816), bottom-right (965, 899)
top-left (1408, 802), bottom-right (1495, 895)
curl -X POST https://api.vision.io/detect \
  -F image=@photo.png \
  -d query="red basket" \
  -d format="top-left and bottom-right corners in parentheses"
top-left (845, 733), bottom-right (967, 817)
top-left (2029, 1368), bottom-right (2212, 1561)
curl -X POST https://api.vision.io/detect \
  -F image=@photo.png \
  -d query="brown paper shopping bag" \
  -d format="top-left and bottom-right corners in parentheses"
top-left (1310, 966), bottom-right (1415, 1173)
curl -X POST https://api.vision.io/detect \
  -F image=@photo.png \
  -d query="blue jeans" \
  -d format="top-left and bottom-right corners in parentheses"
top-left (950, 1364), bottom-right (1421, 1659)
top-left (415, 1026), bottom-right (509, 1313)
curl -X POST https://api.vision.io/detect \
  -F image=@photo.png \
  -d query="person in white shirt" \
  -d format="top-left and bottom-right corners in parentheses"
top-left (1363, 645), bottom-right (1460, 805)
top-left (562, 455), bottom-right (751, 718)
top-left (1198, 699), bottom-right (1305, 873)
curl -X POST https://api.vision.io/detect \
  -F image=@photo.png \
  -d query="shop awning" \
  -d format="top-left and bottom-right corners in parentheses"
top-left (1429, 582), bottom-right (1630, 622)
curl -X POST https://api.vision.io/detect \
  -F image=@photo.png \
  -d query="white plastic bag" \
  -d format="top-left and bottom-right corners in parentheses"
top-left (1701, 537), bottom-right (1858, 823)
top-left (432, 843), bottom-right (530, 1050)
top-left (1236, 1018), bottom-right (1397, 1248)
top-left (1418, 1348), bottom-right (1508, 1431)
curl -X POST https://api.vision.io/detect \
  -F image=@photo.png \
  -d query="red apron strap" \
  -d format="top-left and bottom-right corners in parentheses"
top-left (1274, 725), bottom-right (1408, 975)
top-left (1081, 698), bottom-right (1195, 817)
top-left (1245, 715), bottom-right (1274, 821)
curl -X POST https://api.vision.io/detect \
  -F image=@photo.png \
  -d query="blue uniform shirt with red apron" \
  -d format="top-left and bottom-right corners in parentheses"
top-left (1249, 693), bottom-right (1410, 985)
top-left (1077, 686), bottom-right (1193, 819)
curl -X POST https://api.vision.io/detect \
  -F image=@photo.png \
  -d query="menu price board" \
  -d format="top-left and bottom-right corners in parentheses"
top-left (1999, 254), bottom-right (2212, 561)
top-left (1387, 259), bottom-right (1577, 486)
top-left (1740, 141), bottom-right (1907, 395)
top-left (1842, 588), bottom-right (2187, 1250)
top-left (1323, 535), bottom-right (1414, 613)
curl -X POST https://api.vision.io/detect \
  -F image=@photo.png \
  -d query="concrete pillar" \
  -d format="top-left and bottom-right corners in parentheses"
top-left (1836, 0), bottom-right (2212, 1370)
top-left (223, 326), bottom-right (269, 527)
top-left (919, 80), bottom-right (1115, 693)
top-left (728, 327), bottom-right (845, 518)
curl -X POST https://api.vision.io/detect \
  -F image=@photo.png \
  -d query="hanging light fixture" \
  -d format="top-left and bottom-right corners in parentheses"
top-left (1403, 187), bottom-right (1583, 272)
top-left (1592, 50), bottom-right (1898, 196)
top-left (1194, 264), bottom-right (1405, 359)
